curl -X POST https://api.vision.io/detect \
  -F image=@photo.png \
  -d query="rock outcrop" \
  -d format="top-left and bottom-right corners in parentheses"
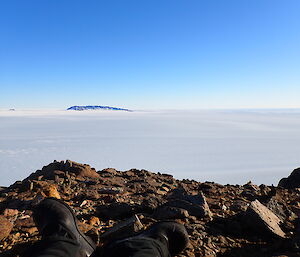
top-left (278, 167), bottom-right (300, 189)
top-left (0, 161), bottom-right (300, 257)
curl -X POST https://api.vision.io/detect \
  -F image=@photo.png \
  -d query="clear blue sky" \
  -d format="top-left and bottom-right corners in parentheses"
top-left (1, 0), bottom-right (299, 110)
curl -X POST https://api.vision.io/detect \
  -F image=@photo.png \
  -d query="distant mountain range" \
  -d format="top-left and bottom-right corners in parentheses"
top-left (67, 105), bottom-right (132, 111)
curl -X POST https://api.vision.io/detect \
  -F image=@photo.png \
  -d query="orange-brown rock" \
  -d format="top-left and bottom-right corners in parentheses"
top-left (3, 209), bottom-right (19, 217)
top-left (42, 184), bottom-right (61, 199)
top-left (23, 226), bottom-right (38, 235)
top-left (78, 222), bottom-right (94, 234)
top-left (14, 216), bottom-right (35, 229)
top-left (89, 216), bottom-right (100, 226)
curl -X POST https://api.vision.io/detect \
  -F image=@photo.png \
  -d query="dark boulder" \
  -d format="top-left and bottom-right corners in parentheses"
top-left (278, 168), bottom-right (300, 189)
top-left (153, 206), bottom-right (189, 220)
top-left (166, 188), bottom-right (212, 219)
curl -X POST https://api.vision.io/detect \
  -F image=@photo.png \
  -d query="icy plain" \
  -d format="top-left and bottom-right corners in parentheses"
top-left (1, 109), bottom-right (300, 186)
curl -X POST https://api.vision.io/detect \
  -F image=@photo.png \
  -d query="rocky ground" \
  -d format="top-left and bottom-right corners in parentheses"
top-left (1, 160), bottom-right (300, 257)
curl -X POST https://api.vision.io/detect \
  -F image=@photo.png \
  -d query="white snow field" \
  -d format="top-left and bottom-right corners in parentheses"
top-left (1, 109), bottom-right (300, 186)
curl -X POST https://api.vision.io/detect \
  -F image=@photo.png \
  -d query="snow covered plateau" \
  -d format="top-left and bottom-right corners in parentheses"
top-left (1, 109), bottom-right (300, 186)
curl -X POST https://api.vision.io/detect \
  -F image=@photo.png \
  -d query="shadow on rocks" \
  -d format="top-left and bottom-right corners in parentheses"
top-left (207, 213), bottom-right (251, 239)
top-left (207, 213), bottom-right (284, 241)
top-left (0, 198), bottom-right (33, 213)
top-left (218, 237), bottom-right (300, 257)
top-left (207, 213), bottom-right (300, 257)
top-left (217, 241), bottom-right (278, 257)
top-left (0, 241), bottom-right (33, 257)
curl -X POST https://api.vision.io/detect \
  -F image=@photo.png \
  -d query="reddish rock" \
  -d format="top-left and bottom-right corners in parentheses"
top-left (79, 190), bottom-right (99, 200)
top-left (23, 226), bottom-right (38, 235)
top-left (14, 216), bottom-right (35, 229)
top-left (0, 215), bottom-right (13, 241)
top-left (107, 176), bottom-right (126, 187)
top-left (122, 170), bottom-right (136, 178)
top-left (78, 222), bottom-right (94, 234)
top-left (99, 168), bottom-right (118, 177)
top-left (65, 160), bottom-right (100, 179)
top-left (3, 208), bottom-right (19, 217)
top-left (26, 160), bottom-right (100, 181)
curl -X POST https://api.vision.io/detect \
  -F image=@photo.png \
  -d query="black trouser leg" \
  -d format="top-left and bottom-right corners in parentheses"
top-left (101, 237), bottom-right (170, 257)
top-left (21, 236), bottom-right (84, 257)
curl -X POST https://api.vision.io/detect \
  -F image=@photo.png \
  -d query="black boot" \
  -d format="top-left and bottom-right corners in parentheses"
top-left (101, 221), bottom-right (189, 257)
top-left (138, 221), bottom-right (189, 256)
top-left (33, 197), bottom-right (96, 257)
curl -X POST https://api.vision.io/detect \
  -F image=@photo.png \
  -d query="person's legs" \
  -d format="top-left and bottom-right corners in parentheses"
top-left (101, 238), bottom-right (169, 257)
top-left (21, 198), bottom-right (96, 257)
top-left (22, 236), bottom-right (82, 257)
top-left (22, 198), bottom-right (188, 257)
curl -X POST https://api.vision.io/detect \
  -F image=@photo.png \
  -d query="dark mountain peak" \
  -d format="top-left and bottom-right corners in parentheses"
top-left (67, 106), bottom-right (132, 111)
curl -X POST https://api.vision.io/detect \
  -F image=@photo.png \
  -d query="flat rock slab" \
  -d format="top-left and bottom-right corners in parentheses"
top-left (245, 200), bottom-right (285, 238)
top-left (100, 215), bottom-right (143, 242)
